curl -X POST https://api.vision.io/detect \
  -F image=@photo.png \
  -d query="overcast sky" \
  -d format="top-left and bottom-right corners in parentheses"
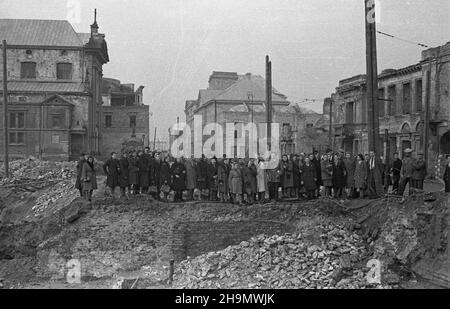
top-left (1, 0), bottom-right (449, 140)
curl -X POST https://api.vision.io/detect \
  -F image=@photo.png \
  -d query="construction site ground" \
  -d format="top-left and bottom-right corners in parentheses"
top-left (0, 159), bottom-right (448, 289)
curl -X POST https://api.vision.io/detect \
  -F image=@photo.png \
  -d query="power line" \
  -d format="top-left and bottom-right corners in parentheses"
top-left (377, 31), bottom-right (430, 48)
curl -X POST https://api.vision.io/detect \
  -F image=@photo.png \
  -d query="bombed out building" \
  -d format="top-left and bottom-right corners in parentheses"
top-left (0, 17), bottom-right (109, 161)
top-left (326, 41), bottom-right (450, 176)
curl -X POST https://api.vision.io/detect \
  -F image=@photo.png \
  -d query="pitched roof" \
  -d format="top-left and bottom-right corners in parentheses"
top-left (77, 33), bottom-right (91, 45)
top-left (0, 81), bottom-right (86, 93)
top-left (197, 73), bottom-right (289, 107)
top-left (0, 19), bottom-right (84, 47)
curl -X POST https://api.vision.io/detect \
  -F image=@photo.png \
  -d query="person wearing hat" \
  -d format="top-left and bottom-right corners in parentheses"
top-left (412, 153), bottom-right (427, 190)
top-left (398, 148), bottom-right (415, 196)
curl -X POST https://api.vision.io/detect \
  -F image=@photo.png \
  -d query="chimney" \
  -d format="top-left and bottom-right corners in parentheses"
top-left (90, 9), bottom-right (99, 37)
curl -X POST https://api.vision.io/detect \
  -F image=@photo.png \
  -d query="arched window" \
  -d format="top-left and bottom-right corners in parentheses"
top-left (401, 123), bottom-right (411, 134)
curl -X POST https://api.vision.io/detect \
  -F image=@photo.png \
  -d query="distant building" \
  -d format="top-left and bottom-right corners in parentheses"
top-left (0, 17), bottom-right (109, 160)
top-left (101, 78), bottom-right (149, 157)
top-left (184, 71), bottom-right (327, 157)
top-left (326, 41), bottom-right (450, 176)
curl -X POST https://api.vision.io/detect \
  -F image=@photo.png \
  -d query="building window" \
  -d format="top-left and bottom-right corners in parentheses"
top-left (387, 85), bottom-right (396, 116)
top-left (403, 82), bottom-right (412, 114)
top-left (129, 115), bottom-right (137, 128)
top-left (105, 115), bottom-right (112, 128)
top-left (20, 62), bottom-right (36, 79)
top-left (57, 63), bottom-right (73, 80)
top-left (416, 79), bottom-right (423, 112)
top-left (9, 132), bottom-right (25, 145)
top-left (345, 102), bottom-right (354, 124)
top-left (51, 114), bottom-right (65, 129)
top-left (9, 112), bottom-right (25, 129)
top-left (378, 88), bottom-right (385, 117)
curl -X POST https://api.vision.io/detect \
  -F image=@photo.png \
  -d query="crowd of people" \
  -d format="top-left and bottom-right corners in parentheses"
top-left (74, 146), bottom-right (436, 203)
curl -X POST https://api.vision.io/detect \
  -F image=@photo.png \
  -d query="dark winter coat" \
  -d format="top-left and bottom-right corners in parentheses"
top-left (243, 164), bottom-right (257, 194)
top-left (75, 159), bottom-right (85, 190)
top-left (160, 162), bottom-right (171, 185)
top-left (137, 155), bottom-right (150, 187)
top-left (343, 158), bottom-right (356, 188)
top-left (149, 158), bottom-right (161, 187)
top-left (292, 160), bottom-right (300, 189)
top-left (301, 163), bottom-right (317, 191)
top-left (81, 161), bottom-right (97, 191)
top-left (217, 161), bottom-right (230, 193)
top-left (118, 157), bottom-right (129, 188)
top-left (207, 162), bottom-right (218, 190)
top-left (354, 160), bottom-right (368, 189)
top-left (312, 157), bottom-right (323, 186)
top-left (103, 158), bottom-right (120, 188)
top-left (333, 159), bottom-right (347, 189)
top-left (279, 160), bottom-right (294, 188)
top-left (196, 159), bottom-right (208, 190)
top-left (184, 160), bottom-right (197, 190)
top-left (321, 160), bottom-right (333, 187)
top-left (128, 157), bottom-right (140, 185)
top-left (170, 162), bottom-right (187, 191)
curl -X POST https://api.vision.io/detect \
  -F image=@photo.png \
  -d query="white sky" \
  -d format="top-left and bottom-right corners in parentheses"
top-left (1, 0), bottom-right (449, 140)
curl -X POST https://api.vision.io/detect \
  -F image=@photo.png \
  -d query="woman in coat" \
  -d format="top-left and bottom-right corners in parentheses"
top-left (207, 158), bottom-right (219, 201)
top-left (184, 158), bottom-right (196, 201)
top-left (137, 151), bottom-right (150, 194)
top-left (228, 162), bottom-right (243, 204)
top-left (256, 158), bottom-right (268, 202)
top-left (279, 155), bottom-right (294, 198)
top-left (103, 152), bottom-right (120, 197)
top-left (159, 156), bottom-right (172, 200)
top-left (354, 154), bottom-right (368, 198)
top-left (343, 153), bottom-right (356, 198)
top-left (333, 154), bottom-right (347, 198)
top-left (128, 151), bottom-right (140, 195)
top-left (321, 155), bottom-right (333, 198)
top-left (243, 159), bottom-right (257, 204)
top-left (118, 152), bottom-right (130, 198)
top-left (301, 156), bottom-right (318, 199)
top-left (81, 156), bottom-right (97, 202)
top-left (75, 153), bottom-right (87, 197)
top-left (217, 159), bottom-right (231, 202)
top-left (292, 155), bottom-right (300, 198)
top-left (170, 157), bottom-right (187, 202)
top-left (195, 156), bottom-right (209, 191)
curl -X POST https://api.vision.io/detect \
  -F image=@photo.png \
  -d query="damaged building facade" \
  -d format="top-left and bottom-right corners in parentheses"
top-left (326, 41), bottom-right (450, 175)
top-left (101, 78), bottom-right (149, 156)
top-left (184, 71), bottom-right (327, 157)
top-left (0, 18), bottom-right (109, 160)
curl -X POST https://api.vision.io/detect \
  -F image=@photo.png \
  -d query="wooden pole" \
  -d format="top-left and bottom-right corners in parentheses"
top-left (265, 56), bottom-right (272, 150)
top-left (365, 0), bottom-right (380, 155)
top-left (153, 127), bottom-right (157, 151)
top-left (2, 40), bottom-right (9, 178)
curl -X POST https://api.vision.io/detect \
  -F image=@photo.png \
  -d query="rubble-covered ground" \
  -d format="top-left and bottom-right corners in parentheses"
top-left (0, 158), bottom-right (448, 289)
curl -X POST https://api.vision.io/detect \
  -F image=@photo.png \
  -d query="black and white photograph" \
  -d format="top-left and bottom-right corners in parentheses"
top-left (0, 0), bottom-right (449, 296)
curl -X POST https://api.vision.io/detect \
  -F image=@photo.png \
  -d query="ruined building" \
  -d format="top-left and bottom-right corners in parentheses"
top-left (101, 78), bottom-right (149, 156)
top-left (184, 71), bottom-right (326, 157)
top-left (326, 41), bottom-right (450, 174)
top-left (0, 17), bottom-right (109, 160)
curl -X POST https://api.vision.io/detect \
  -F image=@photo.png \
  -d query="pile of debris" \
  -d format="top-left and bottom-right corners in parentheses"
top-left (173, 222), bottom-right (396, 289)
top-left (0, 157), bottom-right (79, 219)
top-left (0, 157), bottom-right (75, 185)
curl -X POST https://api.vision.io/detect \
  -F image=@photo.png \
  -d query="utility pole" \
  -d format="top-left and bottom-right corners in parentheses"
top-left (2, 40), bottom-right (9, 178)
top-left (265, 55), bottom-right (272, 150)
top-left (365, 0), bottom-right (380, 155)
top-left (153, 127), bottom-right (157, 151)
